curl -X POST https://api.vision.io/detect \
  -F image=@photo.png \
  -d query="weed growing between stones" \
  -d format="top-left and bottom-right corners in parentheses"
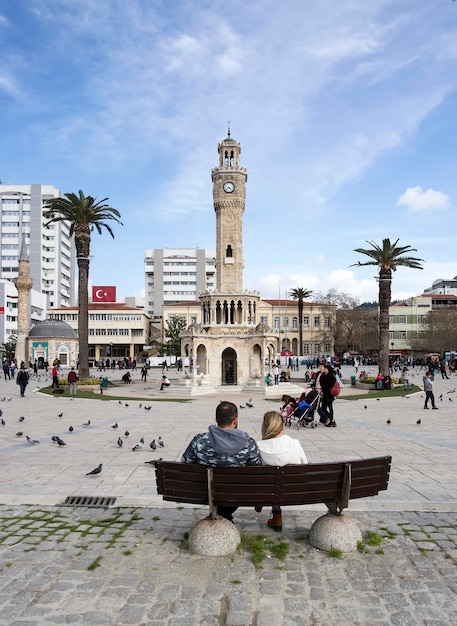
top-left (328, 547), bottom-right (343, 560)
top-left (397, 521), bottom-right (457, 564)
top-left (239, 534), bottom-right (290, 568)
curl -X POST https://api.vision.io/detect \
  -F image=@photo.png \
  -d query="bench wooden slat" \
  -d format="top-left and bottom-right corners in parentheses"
top-left (152, 456), bottom-right (392, 513)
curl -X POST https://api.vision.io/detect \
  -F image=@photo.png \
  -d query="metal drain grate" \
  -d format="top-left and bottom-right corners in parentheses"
top-left (61, 495), bottom-right (117, 508)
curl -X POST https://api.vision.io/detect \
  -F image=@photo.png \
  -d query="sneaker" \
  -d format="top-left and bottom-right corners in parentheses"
top-left (424, 406), bottom-right (429, 409)
top-left (254, 506), bottom-right (263, 513)
top-left (432, 407), bottom-right (438, 410)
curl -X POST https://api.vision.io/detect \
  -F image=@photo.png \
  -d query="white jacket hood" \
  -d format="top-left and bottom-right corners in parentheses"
top-left (256, 435), bottom-right (308, 466)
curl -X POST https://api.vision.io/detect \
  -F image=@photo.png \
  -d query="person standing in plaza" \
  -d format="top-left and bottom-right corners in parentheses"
top-left (181, 401), bottom-right (262, 522)
top-left (2, 359), bottom-right (10, 381)
top-left (401, 366), bottom-right (411, 391)
top-left (17, 365), bottom-right (29, 397)
top-left (67, 367), bottom-right (78, 397)
top-left (423, 371), bottom-right (438, 409)
top-left (51, 363), bottom-right (60, 389)
top-left (141, 364), bottom-right (148, 382)
top-left (272, 363), bottom-right (279, 385)
top-left (317, 362), bottom-right (337, 426)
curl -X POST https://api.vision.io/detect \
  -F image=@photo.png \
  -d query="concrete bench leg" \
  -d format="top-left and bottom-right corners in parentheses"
top-left (189, 516), bottom-right (241, 556)
top-left (309, 513), bottom-right (362, 553)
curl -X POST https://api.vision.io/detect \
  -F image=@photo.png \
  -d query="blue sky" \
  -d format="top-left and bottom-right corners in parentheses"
top-left (1, 0), bottom-right (457, 303)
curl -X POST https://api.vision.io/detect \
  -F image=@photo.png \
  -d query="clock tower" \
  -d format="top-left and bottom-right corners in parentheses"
top-left (211, 128), bottom-right (247, 293)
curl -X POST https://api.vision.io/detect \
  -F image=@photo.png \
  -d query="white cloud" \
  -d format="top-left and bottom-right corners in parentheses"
top-left (396, 186), bottom-right (450, 213)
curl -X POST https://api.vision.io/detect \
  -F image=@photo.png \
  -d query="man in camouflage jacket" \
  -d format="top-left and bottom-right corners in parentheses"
top-left (182, 400), bottom-right (262, 521)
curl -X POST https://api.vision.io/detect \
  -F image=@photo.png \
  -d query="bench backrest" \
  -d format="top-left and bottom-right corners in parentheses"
top-left (153, 456), bottom-right (392, 515)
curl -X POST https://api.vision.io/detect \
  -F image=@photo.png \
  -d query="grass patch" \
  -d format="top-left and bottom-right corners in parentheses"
top-left (328, 547), bottom-right (343, 560)
top-left (357, 541), bottom-right (369, 553)
top-left (123, 550), bottom-right (132, 556)
top-left (231, 579), bottom-right (242, 584)
top-left (180, 532), bottom-right (190, 551)
top-left (152, 516), bottom-right (160, 521)
top-left (38, 386), bottom-right (190, 402)
top-left (87, 555), bottom-right (103, 571)
top-left (366, 531), bottom-right (383, 546)
top-left (239, 534), bottom-right (290, 568)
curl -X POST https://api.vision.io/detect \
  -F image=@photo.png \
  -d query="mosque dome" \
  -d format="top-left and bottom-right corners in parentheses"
top-left (29, 318), bottom-right (77, 339)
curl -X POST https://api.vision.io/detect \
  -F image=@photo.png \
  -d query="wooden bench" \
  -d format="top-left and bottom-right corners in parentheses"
top-left (153, 455), bottom-right (392, 519)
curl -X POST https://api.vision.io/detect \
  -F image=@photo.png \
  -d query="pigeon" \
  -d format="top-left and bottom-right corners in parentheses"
top-left (386, 419), bottom-right (391, 424)
top-left (447, 388), bottom-right (456, 394)
top-left (86, 463), bottom-right (102, 476)
top-left (450, 398), bottom-right (453, 402)
top-left (416, 419), bottom-right (421, 425)
top-left (139, 403), bottom-right (142, 409)
top-left (69, 425), bottom-right (74, 432)
top-left (239, 405), bottom-right (245, 409)
top-left (132, 443), bottom-right (142, 451)
top-left (1, 418), bottom-right (5, 426)
top-left (158, 436), bottom-right (164, 448)
top-left (439, 394), bottom-right (443, 400)
top-left (376, 398), bottom-right (380, 401)
top-left (124, 430), bottom-right (129, 437)
top-left (144, 406), bottom-right (151, 411)
top-left (117, 437), bottom-right (123, 447)
top-left (58, 412), bottom-right (63, 418)
top-left (26, 435), bottom-right (39, 445)
top-left (112, 422), bottom-right (118, 429)
top-left (119, 400), bottom-right (123, 404)
top-left (125, 403), bottom-right (129, 407)
top-left (150, 439), bottom-right (157, 450)
top-left (16, 431), bottom-right (23, 437)
top-left (18, 416), bottom-right (25, 422)
top-left (7, 398), bottom-right (12, 401)
top-left (246, 398), bottom-right (253, 408)
top-left (51, 435), bottom-right (58, 443)
top-left (364, 405), bottom-right (367, 410)
top-left (56, 437), bottom-right (66, 446)
top-left (82, 419), bottom-right (91, 427)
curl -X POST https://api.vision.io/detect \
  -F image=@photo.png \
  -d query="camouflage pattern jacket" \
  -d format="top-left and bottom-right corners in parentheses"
top-left (181, 424), bottom-right (262, 467)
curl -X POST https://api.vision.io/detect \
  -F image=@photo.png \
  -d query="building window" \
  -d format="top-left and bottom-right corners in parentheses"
top-left (303, 316), bottom-right (309, 326)
top-left (292, 317), bottom-right (298, 329)
top-left (399, 316), bottom-right (406, 324)
top-left (389, 331), bottom-right (394, 339)
top-left (283, 316), bottom-right (289, 328)
top-left (313, 343), bottom-right (320, 355)
top-left (314, 316), bottom-right (320, 327)
top-left (389, 316), bottom-right (394, 324)
top-left (324, 316), bottom-right (330, 327)
top-left (274, 316), bottom-right (279, 329)
top-left (400, 331), bottom-right (407, 339)
top-left (260, 316), bottom-right (268, 324)
top-left (324, 343), bottom-right (331, 352)
top-left (303, 344), bottom-right (310, 355)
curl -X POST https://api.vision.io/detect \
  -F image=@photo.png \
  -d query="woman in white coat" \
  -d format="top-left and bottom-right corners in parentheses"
top-left (256, 411), bottom-right (308, 531)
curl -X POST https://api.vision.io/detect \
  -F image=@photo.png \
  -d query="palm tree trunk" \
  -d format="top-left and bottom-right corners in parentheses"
top-left (78, 257), bottom-right (90, 379)
top-left (378, 268), bottom-right (392, 375)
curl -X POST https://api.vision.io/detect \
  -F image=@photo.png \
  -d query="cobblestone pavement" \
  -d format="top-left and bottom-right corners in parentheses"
top-left (0, 505), bottom-right (456, 625)
top-left (0, 366), bottom-right (456, 624)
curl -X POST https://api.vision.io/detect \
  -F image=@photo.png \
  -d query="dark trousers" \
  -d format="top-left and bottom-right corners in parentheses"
top-left (424, 390), bottom-right (436, 408)
top-left (217, 506), bottom-right (237, 522)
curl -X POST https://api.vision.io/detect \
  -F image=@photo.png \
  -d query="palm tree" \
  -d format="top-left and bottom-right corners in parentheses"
top-left (290, 287), bottom-right (313, 358)
top-left (352, 238), bottom-right (423, 375)
top-left (44, 191), bottom-right (122, 379)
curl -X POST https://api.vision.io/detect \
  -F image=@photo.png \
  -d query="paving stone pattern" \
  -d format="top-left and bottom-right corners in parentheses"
top-left (0, 365), bottom-right (456, 624)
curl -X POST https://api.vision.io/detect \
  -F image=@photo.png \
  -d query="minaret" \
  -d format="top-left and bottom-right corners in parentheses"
top-left (211, 126), bottom-right (248, 293)
top-left (14, 237), bottom-right (33, 366)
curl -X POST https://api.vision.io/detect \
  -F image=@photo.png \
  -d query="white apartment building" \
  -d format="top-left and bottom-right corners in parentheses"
top-left (0, 184), bottom-right (75, 308)
top-left (0, 279), bottom-right (47, 345)
top-left (144, 248), bottom-right (216, 320)
top-left (423, 277), bottom-right (457, 297)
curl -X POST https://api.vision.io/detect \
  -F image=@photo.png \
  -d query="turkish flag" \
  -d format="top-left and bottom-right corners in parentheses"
top-left (92, 286), bottom-right (116, 302)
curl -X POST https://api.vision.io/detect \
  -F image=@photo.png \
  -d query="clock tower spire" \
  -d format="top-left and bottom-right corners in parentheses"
top-left (211, 129), bottom-right (247, 293)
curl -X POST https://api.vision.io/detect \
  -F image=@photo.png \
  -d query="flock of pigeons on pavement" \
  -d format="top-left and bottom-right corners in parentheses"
top-left (0, 401), bottom-right (165, 477)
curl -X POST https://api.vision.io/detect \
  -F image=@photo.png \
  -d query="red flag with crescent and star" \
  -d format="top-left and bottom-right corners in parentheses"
top-left (92, 286), bottom-right (116, 303)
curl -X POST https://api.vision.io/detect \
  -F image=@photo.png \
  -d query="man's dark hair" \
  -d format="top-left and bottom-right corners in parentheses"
top-left (215, 401), bottom-right (238, 427)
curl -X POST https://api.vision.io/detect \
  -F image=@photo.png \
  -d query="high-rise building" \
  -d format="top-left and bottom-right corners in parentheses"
top-left (144, 248), bottom-right (216, 319)
top-left (0, 184), bottom-right (75, 308)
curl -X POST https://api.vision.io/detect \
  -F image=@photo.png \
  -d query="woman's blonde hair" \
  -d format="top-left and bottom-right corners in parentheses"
top-left (262, 411), bottom-right (284, 440)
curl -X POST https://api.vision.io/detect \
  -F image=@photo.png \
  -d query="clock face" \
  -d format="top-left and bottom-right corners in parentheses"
top-left (223, 181), bottom-right (235, 193)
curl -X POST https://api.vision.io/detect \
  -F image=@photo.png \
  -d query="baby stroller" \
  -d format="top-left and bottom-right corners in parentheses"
top-left (286, 389), bottom-right (320, 429)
